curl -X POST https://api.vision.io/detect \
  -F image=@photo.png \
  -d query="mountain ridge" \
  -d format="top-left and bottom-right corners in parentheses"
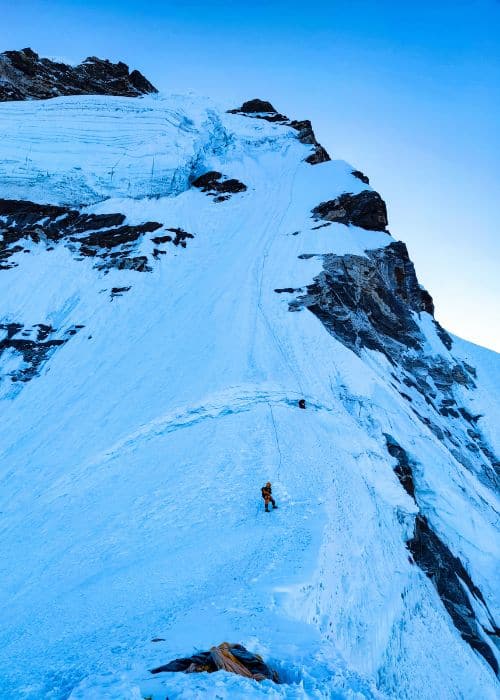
top-left (0, 54), bottom-right (498, 699)
top-left (0, 47), bottom-right (157, 101)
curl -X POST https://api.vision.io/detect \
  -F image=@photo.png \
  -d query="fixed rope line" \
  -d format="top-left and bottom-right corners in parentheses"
top-left (269, 403), bottom-right (283, 481)
top-left (256, 162), bottom-right (305, 398)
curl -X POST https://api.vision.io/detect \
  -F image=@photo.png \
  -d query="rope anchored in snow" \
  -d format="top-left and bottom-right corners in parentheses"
top-left (269, 403), bottom-right (283, 481)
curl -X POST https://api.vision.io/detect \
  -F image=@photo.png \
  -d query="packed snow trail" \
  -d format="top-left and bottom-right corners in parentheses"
top-left (0, 94), bottom-right (498, 699)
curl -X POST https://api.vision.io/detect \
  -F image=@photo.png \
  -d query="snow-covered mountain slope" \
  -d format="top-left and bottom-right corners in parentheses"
top-left (0, 89), bottom-right (498, 700)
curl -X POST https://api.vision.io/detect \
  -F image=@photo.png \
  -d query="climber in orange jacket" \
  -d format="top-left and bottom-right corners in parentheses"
top-left (261, 482), bottom-right (278, 512)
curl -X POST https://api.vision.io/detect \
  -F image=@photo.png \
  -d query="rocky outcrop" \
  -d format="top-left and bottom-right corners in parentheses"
top-left (192, 171), bottom-right (247, 202)
top-left (383, 435), bottom-right (499, 673)
top-left (274, 287), bottom-right (303, 294)
top-left (0, 199), bottom-right (195, 395)
top-left (351, 170), bottom-right (369, 184)
top-left (409, 515), bottom-right (499, 673)
top-left (289, 241), bottom-right (499, 490)
top-left (152, 227), bottom-right (194, 248)
top-left (228, 99), bottom-right (330, 164)
top-left (0, 198), bottom-right (194, 273)
top-left (312, 190), bottom-right (388, 231)
top-left (290, 242), bottom-right (435, 353)
top-left (227, 98), bottom-right (288, 122)
top-left (384, 434), bottom-right (416, 499)
top-left (0, 48), bottom-right (157, 101)
top-left (110, 286), bottom-right (131, 299)
top-left (288, 119), bottom-right (330, 164)
top-left (0, 321), bottom-right (83, 384)
top-left (234, 98), bottom-right (278, 114)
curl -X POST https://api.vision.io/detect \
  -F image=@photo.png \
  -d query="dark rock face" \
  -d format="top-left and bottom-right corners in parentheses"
top-left (312, 190), bottom-right (388, 231)
top-left (351, 170), bottom-right (369, 184)
top-left (110, 286), bottom-right (131, 299)
top-left (0, 48), bottom-right (157, 101)
top-left (0, 198), bottom-right (194, 273)
top-left (289, 241), bottom-right (499, 490)
top-left (408, 515), bottom-right (499, 673)
top-left (291, 242), bottom-right (435, 354)
top-left (383, 436), bottom-right (499, 672)
top-left (0, 321), bottom-right (82, 384)
top-left (228, 99), bottom-right (288, 122)
top-left (228, 100), bottom-right (330, 164)
top-left (78, 221), bottom-right (161, 248)
top-left (152, 228), bottom-right (194, 248)
top-left (288, 120), bottom-right (330, 164)
top-left (384, 434), bottom-right (416, 499)
top-left (274, 287), bottom-right (302, 294)
top-left (192, 171), bottom-right (247, 202)
top-left (152, 228), bottom-right (193, 258)
top-left (234, 98), bottom-right (278, 114)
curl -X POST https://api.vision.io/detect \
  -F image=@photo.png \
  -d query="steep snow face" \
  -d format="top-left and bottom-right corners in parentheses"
top-left (0, 93), bottom-right (498, 700)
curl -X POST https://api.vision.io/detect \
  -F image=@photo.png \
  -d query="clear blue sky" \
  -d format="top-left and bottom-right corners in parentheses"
top-left (2, 0), bottom-right (499, 350)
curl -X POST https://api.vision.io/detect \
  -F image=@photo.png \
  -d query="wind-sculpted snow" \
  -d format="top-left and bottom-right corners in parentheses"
top-left (0, 95), bottom-right (237, 204)
top-left (0, 91), bottom-right (498, 699)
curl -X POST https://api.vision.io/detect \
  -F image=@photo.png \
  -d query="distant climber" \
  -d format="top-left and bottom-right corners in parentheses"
top-left (261, 482), bottom-right (278, 512)
top-left (298, 399), bottom-right (306, 409)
